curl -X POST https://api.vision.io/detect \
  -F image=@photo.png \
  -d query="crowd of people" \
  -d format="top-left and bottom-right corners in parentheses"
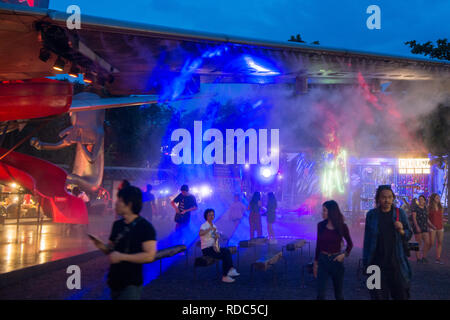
top-left (314, 185), bottom-right (446, 300)
top-left (87, 180), bottom-right (445, 301)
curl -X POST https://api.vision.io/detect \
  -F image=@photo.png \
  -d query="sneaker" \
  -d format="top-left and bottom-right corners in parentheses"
top-left (422, 258), bottom-right (429, 263)
top-left (227, 268), bottom-right (240, 277)
top-left (436, 259), bottom-right (444, 265)
top-left (222, 276), bottom-right (235, 283)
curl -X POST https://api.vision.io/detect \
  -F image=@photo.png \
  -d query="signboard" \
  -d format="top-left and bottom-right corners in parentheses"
top-left (398, 158), bottom-right (430, 174)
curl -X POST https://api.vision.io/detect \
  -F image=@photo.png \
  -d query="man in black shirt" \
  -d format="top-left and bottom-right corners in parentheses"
top-left (91, 186), bottom-right (157, 300)
top-left (171, 184), bottom-right (198, 231)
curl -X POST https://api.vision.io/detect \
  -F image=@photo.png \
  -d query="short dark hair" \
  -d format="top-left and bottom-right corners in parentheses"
top-left (204, 208), bottom-right (215, 220)
top-left (181, 184), bottom-right (189, 192)
top-left (119, 180), bottom-right (131, 190)
top-left (118, 186), bottom-right (143, 214)
top-left (419, 195), bottom-right (427, 202)
top-left (375, 185), bottom-right (396, 207)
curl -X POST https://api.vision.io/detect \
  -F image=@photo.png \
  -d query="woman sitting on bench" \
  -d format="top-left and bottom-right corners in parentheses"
top-left (199, 208), bottom-right (240, 283)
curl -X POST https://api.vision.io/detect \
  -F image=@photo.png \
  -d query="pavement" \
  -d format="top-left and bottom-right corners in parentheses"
top-left (0, 214), bottom-right (449, 300)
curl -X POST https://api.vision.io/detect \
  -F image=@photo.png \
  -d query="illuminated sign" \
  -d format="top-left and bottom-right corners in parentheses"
top-left (398, 158), bottom-right (430, 174)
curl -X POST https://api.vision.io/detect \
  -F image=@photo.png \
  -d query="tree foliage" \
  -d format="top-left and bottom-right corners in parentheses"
top-left (419, 103), bottom-right (450, 157)
top-left (405, 38), bottom-right (449, 61)
top-left (288, 34), bottom-right (320, 45)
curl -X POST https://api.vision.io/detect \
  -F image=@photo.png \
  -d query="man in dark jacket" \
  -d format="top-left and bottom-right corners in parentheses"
top-left (363, 185), bottom-right (412, 300)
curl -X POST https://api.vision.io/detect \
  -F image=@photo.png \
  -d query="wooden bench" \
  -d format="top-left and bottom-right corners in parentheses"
top-left (282, 239), bottom-right (310, 259)
top-left (250, 251), bottom-right (284, 285)
top-left (154, 245), bottom-right (187, 275)
top-left (238, 237), bottom-right (268, 248)
top-left (238, 237), bottom-right (269, 265)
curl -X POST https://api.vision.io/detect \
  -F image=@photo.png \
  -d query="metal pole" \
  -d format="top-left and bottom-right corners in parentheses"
top-left (15, 193), bottom-right (23, 244)
top-left (36, 196), bottom-right (42, 237)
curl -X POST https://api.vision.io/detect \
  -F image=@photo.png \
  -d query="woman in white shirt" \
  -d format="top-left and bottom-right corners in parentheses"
top-left (199, 208), bottom-right (240, 283)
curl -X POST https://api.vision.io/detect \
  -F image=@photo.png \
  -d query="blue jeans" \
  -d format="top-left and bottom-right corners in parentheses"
top-left (111, 285), bottom-right (143, 300)
top-left (317, 253), bottom-right (345, 300)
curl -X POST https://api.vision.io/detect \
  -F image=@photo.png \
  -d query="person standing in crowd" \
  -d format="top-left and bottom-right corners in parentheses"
top-left (411, 195), bottom-right (431, 263)
top-left (428, 193), bottom-right (445, 264)
top-left (228, 194), bottom-right (246, 227)
top-left (407, 198), bottom-right (417, 230)
top-left (363, 185), bottom-right (412, 300)
top-left (266, 192), bottom-right (277, 243)
top-left (142, 184), bottom-right (157, 222)
top-left (351, 185), bottom-right (362, 226)
top-left (313, 200), bottom-right (353, 300)
top-left (90, 186), bottom-right (157, 300)
top-left (171, 184), bottom-right (198, 233)
top-left (248, 192), bottom-right (262, 239)
top-left (199, 208), bottom-right (240, 283)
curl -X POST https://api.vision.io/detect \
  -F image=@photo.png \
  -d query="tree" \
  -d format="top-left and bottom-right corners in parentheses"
top-left (408, 38), bottom-right (450, 208)
top-left (419, 103), bottom-right (450, 209)
top-left (288, 34), bottom-right (305, 43)
top-left (405, 39), bottom-right (449, 61)
top-left (288, 34), bottom-right (320, 45)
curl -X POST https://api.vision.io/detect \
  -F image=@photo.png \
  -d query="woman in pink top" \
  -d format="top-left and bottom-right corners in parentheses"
top-left (428, 193), bottom-right (445, 264)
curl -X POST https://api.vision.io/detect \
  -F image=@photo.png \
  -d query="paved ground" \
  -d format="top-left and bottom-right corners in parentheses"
top-left (0, 218), bottom-right (449, 300)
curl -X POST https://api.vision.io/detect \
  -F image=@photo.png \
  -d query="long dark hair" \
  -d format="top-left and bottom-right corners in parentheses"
top-left (428, 193), bottom-right (443, 212)
top-left (323, 200), bottom-right (345, 237)
top-left (249, 192), bottom-right (261, 212)
top-left (375, 185), bottom-right (396, 208)
top-left (267, 192), bottom-right (277, 211)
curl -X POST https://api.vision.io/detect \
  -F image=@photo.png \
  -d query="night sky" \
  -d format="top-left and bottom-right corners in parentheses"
top-left (50, 0), bottom-right (449, 60)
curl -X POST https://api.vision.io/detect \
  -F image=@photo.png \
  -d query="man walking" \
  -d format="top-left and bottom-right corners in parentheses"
top-left (363, 185), bottom-right (412, 300)
top-left (91, 185), bottom-right (157, 300)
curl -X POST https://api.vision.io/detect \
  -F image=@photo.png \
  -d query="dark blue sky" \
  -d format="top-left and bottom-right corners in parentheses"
top-left (51, 0), bottom-right (449, 59)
